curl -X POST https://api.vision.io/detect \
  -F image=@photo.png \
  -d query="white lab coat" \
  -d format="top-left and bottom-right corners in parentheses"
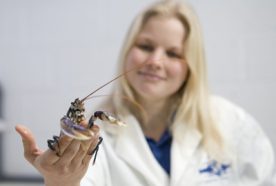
top-left (81, 96), bottom-right (275, 186)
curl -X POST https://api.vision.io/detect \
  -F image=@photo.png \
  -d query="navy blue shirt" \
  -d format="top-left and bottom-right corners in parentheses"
top-left (146, 129), bottom-right (172, 175)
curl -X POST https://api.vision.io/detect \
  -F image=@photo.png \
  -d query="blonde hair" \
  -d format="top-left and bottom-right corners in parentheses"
top-left (112, 0), bottom-right (224, 158)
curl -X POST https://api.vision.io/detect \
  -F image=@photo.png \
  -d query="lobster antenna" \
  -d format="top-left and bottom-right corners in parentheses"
top-left (81, 61), bottom-right (146, 102)
top-left (85, 94), bottom-right (110, 100)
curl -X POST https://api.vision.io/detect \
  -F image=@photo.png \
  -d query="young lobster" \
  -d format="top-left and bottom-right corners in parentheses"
top-left (47, 69), bottom-right (131, 164)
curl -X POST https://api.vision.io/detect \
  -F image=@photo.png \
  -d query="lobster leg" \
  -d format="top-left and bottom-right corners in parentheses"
top-left (89, 136), bottom-right (103, 165)
top-left (47, 135), bottom-right (61, 156)
top-left (86, 111), bottom-right (125, 164)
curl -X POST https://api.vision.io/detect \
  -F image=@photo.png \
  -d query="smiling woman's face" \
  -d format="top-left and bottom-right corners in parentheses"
top-left (125, 15), bottom-right (189, 103)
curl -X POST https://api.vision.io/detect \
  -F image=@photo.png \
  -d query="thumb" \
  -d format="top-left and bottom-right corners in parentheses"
top-left (15, 124), bottom-right (42, 164)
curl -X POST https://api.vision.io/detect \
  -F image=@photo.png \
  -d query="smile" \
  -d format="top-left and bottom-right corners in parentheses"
top-left (137, 71), bottom-right (166, 81)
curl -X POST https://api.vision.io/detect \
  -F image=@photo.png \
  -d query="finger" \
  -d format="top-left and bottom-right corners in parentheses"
top-left (82, 153), bottom-right (93, 167)
top-left (54, 140), bottom-right (81, 166)
top-left (55, 134), bottom-right (74, 155)
top-left (15, 125), bottom-right (42, 164)
top-left (49, 124), bottom-right (100, 165)
top-left (82, 137), bottom-right (102, 166)
top-left (71, 133), bottom-right (100, 168)
top-left (72, 125), bottom-right (100, 167)
top-left (45, 134), bottom-right (76, 164)
top-left (70, 142), bottom-right (90, 168)
top-left (79, 124), bottom-right (100, 151)
top-left (87, 125), bottom-right (101, 154)
top-left (82, 142), bottom-right (98, 166)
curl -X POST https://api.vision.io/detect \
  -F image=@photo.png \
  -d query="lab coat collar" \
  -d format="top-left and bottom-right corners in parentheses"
top-left (170, 120), bottom-right (202, 185)
top-left (114, 115), bottom-right (169, 186)
top-left (108, 115), bottom-right (202, 186)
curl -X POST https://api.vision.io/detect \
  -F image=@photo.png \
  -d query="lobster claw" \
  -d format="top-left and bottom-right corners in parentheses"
top-left (88, 111), bottom-right (126, 128)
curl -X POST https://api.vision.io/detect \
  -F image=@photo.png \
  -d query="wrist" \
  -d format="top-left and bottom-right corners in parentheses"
top-left (44, 180), bottom-right (80, 186)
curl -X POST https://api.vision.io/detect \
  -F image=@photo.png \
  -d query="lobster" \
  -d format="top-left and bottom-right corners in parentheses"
top-left (47, 65), bottom-right (137, 164)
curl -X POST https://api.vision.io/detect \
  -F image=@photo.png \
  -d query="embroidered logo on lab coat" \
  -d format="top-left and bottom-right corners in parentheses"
top-left (199, 160), bottom-right (231, 177)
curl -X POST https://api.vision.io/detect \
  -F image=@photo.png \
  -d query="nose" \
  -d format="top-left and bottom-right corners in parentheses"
top-left (145, 49), bottom-right (164, 68)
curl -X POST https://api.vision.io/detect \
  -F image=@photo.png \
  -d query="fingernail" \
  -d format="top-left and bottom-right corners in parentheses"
top-left (22, 129), bottom-right (28, 135)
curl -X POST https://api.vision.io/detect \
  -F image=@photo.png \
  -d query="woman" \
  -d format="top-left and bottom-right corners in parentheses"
top-left (16, 0), bottom-right (274, 185)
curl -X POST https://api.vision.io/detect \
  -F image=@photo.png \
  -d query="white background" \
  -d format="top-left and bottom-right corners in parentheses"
top-left (0, 0), bottom-right (275, 178)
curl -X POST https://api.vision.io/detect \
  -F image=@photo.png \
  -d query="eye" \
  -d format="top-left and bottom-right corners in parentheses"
top-left (136, 43), bottom-right (154, 52)
top-left (166, 50), bottom-right (182, 59)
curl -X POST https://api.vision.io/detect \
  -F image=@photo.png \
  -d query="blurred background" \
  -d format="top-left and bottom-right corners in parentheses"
top-left (0, 0), bottom-right (275, 185)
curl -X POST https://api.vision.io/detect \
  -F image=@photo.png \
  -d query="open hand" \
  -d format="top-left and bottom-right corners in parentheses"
top-left (15, 124), bottom-right (101, 186)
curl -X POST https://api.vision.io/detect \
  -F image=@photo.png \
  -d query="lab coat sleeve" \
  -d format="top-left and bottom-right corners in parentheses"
top-left (236, 111), bottom-right (275, 185)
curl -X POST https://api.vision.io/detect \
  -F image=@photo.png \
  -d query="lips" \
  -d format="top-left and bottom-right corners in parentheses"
top-left (137, 70), bottom-right (166, 81)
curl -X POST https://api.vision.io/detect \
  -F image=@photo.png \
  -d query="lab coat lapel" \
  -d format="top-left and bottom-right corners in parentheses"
top-left (115, 115), bottom-right (169, 185)
top-left (170, 121), bottom-right (202, 186)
